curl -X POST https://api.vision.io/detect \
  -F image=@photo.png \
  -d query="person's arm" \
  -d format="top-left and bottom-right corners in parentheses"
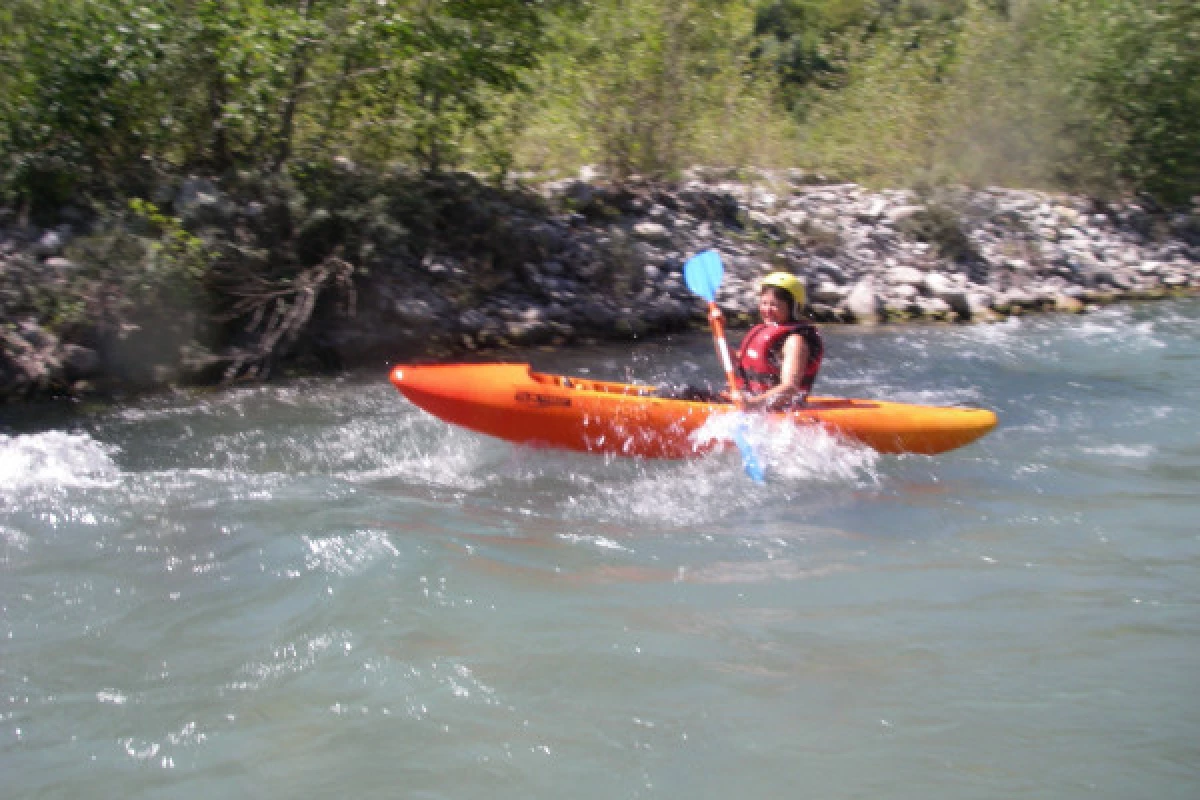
top-left (741, 334), bottom-right (807, 411)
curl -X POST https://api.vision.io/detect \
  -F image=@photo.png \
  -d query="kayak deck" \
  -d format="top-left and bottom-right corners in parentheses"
top-left (389, 362), bottom-right (997, 458)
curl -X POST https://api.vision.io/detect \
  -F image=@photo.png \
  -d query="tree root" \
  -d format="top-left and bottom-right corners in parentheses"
top-left (218, 255), bottom-right (356, 383)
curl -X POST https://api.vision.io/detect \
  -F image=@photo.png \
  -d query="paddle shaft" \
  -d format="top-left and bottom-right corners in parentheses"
top-left (706, 303), bottom-right (742, 406)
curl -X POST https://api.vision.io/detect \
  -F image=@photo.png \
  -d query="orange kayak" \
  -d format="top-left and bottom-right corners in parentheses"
top-left (389, 362), bottom-right (997, 458)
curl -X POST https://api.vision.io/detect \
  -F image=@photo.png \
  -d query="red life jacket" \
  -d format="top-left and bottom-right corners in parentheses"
top-left (735, 322), bottom-right (824, 398)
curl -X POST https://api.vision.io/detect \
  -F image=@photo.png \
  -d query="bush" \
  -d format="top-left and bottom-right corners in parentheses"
top-left (895, 202), bottom-right (979, 264)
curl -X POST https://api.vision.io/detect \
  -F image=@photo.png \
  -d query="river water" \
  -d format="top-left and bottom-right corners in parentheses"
top-left (3, 300), bottom-right (1198, 799)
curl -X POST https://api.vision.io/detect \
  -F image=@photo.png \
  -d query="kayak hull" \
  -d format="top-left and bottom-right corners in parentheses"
top-left (389, 363), bottom-right (997, 458)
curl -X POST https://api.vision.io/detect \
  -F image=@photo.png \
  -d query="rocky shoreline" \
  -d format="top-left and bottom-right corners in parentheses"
top-left (3, 168), bottom-right (1198, 404)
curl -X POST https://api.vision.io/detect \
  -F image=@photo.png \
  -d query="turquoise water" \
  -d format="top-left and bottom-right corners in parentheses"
top-left (3, 301), bottom-right (1199, 799)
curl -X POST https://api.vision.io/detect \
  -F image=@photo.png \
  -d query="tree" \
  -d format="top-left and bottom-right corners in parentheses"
top-left (519, 0), bottom-right (781, 180)
top-left (173, 0), bottom-right (320, 171)
top-left (392, 0), bottom-right (545, 173)
top-left (1073, 0), bottom-right (1200, 205)
top-left (3, 0), bottom-right (178, 210)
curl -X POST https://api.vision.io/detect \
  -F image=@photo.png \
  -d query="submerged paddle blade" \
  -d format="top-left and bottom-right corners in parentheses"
top-left (732, 418), bottom-right (766, 483)
top-left (684, 249), bottom-right (724, 302)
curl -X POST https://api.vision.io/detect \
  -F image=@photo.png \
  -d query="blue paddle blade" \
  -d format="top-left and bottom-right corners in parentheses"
top-left (684, 249), bottom-right (724, 302)
top-left (732, 416), bottom-right (766, 483)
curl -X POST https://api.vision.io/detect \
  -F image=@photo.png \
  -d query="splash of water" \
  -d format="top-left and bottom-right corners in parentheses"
top-left (0, 431), bottom-right (119, 491)
top-left (695, 412), bottom-right (880, 486)
top-left (558, 413), bottom-right (881, 527)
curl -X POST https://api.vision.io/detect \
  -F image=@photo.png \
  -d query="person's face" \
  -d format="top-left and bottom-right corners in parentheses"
top-left (759, 288), bottom-right (793, 325)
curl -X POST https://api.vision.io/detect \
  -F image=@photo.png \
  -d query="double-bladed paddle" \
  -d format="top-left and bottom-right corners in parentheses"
top-left (683, 250), bottom-right (766, 482)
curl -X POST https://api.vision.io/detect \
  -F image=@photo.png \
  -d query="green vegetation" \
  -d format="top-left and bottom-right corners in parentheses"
top-left (1, 1), bottom-right (1196, 397)
top-left (1, 0), bottom-right (1197, 208)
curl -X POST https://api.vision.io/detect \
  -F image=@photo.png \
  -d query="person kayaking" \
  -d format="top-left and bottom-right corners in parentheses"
top-left (732, 271), bottom-right (823, 410)
top-left (658, 270), bottom-right (823, 408)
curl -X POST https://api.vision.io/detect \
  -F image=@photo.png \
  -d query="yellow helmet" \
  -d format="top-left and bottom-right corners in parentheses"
top-left (760, 271), bottom-right (806, 310)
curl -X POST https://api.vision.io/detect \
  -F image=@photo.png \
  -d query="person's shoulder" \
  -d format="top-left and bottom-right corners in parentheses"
top-left (782, 330), bottom-right (807, 348)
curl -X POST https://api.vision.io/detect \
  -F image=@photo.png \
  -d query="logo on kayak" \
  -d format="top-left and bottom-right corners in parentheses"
top-left (515, 391), bottom-right (572, 408)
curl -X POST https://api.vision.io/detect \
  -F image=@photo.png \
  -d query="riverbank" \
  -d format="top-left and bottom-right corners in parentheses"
top-left (2, 167), bottom-right (1198, 404)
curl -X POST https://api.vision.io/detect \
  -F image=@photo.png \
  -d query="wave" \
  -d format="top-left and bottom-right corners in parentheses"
top-left (0, 431), bottom-right (120, 491)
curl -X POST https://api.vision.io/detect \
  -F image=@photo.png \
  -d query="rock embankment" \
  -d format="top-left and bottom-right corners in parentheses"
top-left (2, 168), bottom-right (1198, 402)
top-left (537, 172), bottom-right (1198, 328)
top-left (335, 172), bottom-right (1199, 360)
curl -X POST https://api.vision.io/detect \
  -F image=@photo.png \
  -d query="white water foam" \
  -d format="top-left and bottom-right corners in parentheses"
top-left (1, 524), bottom-right (31, 561)
top-left (1079, 444), bottom-right (1155, 459)
top-left (367, 427), bottom-right (498, 490)
top-left (0, 431), bottom-right (120, 491)
top-left (694, 412), bottom-right (881, 486)
top-left (117, 467), bottom-right (294, 511)
top-left (755, 418), bottom-right (881, 485)
top-left (560, 414), bottom-right (881, 527)
top-left (1070, 314), bottom-right (1165, 350)
top-left (297, 403), bottom-right (502, 490)
top-left (873, 386), bottom-right (988, 408)
top-left (561, 456), bottom-right (751, 526)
